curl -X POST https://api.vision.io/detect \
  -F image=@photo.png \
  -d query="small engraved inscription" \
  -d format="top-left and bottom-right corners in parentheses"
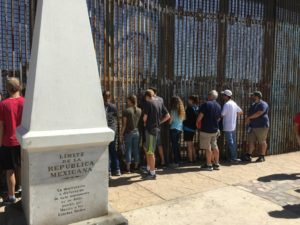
top-left (55, 185), bottom-right (90, 217)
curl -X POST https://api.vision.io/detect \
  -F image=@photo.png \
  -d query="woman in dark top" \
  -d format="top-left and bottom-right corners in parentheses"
top-left (183, 95), bottom-right (199, 163)
top-left (121, 95), bottom-right (142, 173)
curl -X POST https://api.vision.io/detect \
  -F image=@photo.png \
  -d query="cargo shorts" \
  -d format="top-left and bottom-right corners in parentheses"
top-left (248, 128), bottom-right (269, 144)
top-left (199, 131), bottom-right (219, 151)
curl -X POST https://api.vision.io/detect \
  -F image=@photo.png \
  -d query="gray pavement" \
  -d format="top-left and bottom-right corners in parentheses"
top-left (109, 152), bottom-right (300, 225)
top-left (1, 152), bottom-right (300, 225)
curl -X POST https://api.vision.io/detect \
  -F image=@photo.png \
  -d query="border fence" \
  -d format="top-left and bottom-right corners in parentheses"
top-left (1, 0), bottom-right (300, 161)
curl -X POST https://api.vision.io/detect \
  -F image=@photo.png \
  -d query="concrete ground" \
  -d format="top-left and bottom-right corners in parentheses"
top-left (1, 152), bottom-right (300, 225)
top-left (109, 152), bottom-right (300, 225)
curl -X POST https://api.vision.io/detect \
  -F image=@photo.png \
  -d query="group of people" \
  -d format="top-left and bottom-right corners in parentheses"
top-left (104, 87), bottom-right (272, 179)
top-left (0, 78), bottom-right (297, 204)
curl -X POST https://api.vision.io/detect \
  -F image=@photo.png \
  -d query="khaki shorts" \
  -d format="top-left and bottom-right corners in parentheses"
top-left (199, 131), bottom-right (219, 150)
top-left (145, 131), bottom-right (157, 155)
top-left (248, 128), bottom-right (269, 144)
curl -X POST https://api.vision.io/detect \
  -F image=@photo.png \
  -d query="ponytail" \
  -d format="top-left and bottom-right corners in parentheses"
top-left (128, 95), bottom-right (138, 114)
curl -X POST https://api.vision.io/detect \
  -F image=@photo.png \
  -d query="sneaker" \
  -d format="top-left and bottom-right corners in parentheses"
top-left (143, 173), bottom-right (156, 180)
top-left (230, 159), bottom-right (241, 163)
top-left (124, 170), bottom-right (131, 174)
top-left (113, 170), bottom-right (122, 176)
top-left (140, 167), bottom-right (150, 175)
top-left (213, 164), bottom-right (220, 170)
top-left (169, 163), bottom-right (179, 169)
top-left (200, 164), bottom-right (213, 171)
top-left (241, 154), bottom-right (252, 162)
top-left (3, 197), bottom-right (16, 205)
top-left (160, 164), bottom-right (167, 169)
top-left (15, 185), bottom-right (22, 194)
top-left (256, 156), bottom-right (265, 163)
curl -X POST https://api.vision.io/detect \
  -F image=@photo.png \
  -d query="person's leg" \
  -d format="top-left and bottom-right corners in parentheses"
top-left (205, 149), bottom-right (212, 165)
top-left (200, 132), bottom-right (212, 168)
top-left (156, 130), bottom-right (165, 165)
top-left (170, 129), bottom-right (176, 164)
top-left (260, 142), bottom-right (267, 155)
top-left (248, 142), bottom-right (255, 155)
top-left (211, 133), bottom-right (220, 164)
top-left (186, 132), bottom-right (196, 162)
top-left (175, 130), bottom-right (182, 164)
top-left (109, 139), bottom-right (121, 175)
top-left (3, 147), bottom-right (18, 201)
top-left (256, 128), bottom-right (269, 162)
top-left (108, 141), bottom-right (113, 173)
top-left (225, 131), bottom-right (237, 161)
top-left (124, 133), bottom-right (132, 172)
top-left (6, 170), bottom-right (16, 199)
top-left (187, 141), bottom-right (194, 162)
top-left (144, 132), bottom-right (157, 179)
top-left (212, 147), bottom-right (220, 164)
top-left (232, 131), bottom-right (238, 160)
top-left (158, 146), bottom-right (165, 165)
top-left (242, 129), bottom-right (256, 162)
top-left (12, 147), bottom-right (21, 192)
top-left (132, 132), bottom-right (140, 169)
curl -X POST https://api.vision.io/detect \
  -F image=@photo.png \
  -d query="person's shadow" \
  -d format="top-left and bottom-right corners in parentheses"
top-left (257, 173), bottom-right (300, 182)
top-left (269, 204), bottom-right (300, 219)
top-left (0, 200), bottom-right (27, 225)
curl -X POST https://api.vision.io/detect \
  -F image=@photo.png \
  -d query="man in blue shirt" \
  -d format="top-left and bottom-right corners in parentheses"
top-left (197, 90), bottom-right (222, 171)
top-left (243, 91), bottom-right (269, 162)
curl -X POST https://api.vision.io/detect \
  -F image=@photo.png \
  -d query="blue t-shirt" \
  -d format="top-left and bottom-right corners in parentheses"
top-left (248, 100), bottom-right (269, 128)
top-left (170, 111), bottom-right (183, 131)
top-left (199, 100), bottom-right (222, 133)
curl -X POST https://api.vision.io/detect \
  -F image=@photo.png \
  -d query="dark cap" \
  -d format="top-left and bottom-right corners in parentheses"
top-left (251, 91), bottom-right (262, 99)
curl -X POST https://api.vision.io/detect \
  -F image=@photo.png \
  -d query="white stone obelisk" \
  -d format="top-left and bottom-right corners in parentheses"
top-left (16, 0), bottom-right (127, 225)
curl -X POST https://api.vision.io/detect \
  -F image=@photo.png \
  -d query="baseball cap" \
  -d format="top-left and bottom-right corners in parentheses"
top-left (251, 91), bottom-right (262, 99)
top-left (221, 90), bottom-right (232, 97)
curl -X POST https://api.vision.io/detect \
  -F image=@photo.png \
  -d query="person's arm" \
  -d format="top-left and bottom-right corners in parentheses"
top-left (120, 116), bottom-right (127, 140)
top-left (221, 104), bottom-right (227, 118)
top-left (160, 105), bottom-right (170, 125)
top-left (245, 103), bottom-right (266, 124)
top-left (196, 104), bottom-right (205, 128)
top-left (196, 112), bottom-right (204, 128)
top-left (143, 114), bottom-right (148, 127)
top-left (245, 111), bottom-right (264, 124)
top-left (160, 113), bottom-right (171, 125)
top-left (0, 121), bottom-right (3, 147)
top-left (237, 105), bottom-right (243, 116)
top-left (169, 111), bottom-right (173, 124)
top-left (294, 123), bottom-right (300, 145)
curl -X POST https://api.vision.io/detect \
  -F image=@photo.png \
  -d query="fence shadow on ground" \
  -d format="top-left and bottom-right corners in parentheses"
top-left (269, 204), bottom-right (300, 219)
top-left (257, 173), bottom-right (300, 183)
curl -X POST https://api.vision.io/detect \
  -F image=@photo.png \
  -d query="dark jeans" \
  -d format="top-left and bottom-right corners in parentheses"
top-left (109, 139), bottom-right (120, 172)
top-left (170, 129), bottom-right (182, 164)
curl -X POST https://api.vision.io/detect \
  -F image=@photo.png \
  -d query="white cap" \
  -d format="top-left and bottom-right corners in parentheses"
top-left (221, 90), bottom-right (232, 97)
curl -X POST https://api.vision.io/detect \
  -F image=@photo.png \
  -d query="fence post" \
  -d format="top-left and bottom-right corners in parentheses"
top-left (216, 0), bottom-right (229, 159)
top-left (157, 0), bottom-right (176, 165)
top-left (216, 0), bottom-right (229, 91)
top-left (262, 0), bottom-right (276, 155)
top-left (262, 0), bottom-right (276, 102)
top-left (30, 0), bottom-right (37, 47)
top-left (104, 0), bottom-right (114, 93)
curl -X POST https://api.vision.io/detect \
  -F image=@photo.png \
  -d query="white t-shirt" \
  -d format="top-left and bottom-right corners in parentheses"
top-left (222, 100), bottom-right (243, 132)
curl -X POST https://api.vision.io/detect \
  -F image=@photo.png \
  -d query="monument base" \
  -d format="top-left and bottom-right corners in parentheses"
top-left (70, 206), bottom-right (128, 225)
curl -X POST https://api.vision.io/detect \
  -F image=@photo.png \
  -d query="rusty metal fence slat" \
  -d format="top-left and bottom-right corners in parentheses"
top-left (1, 0), bottom-right (300, 159)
